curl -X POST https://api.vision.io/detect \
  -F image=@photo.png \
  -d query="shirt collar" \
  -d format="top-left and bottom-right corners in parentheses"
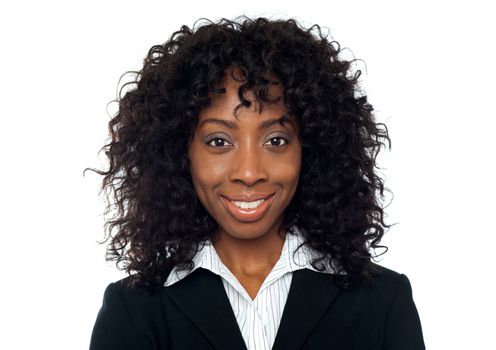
top-left (163, 225), bottom-right (337, 287)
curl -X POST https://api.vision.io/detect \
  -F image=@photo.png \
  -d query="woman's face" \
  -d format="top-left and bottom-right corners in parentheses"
top-left (188, 67), bottom-right (302, 241)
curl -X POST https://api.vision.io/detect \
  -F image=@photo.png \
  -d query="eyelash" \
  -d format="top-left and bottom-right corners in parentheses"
top-left (206, 136), bottom-right (290, 148)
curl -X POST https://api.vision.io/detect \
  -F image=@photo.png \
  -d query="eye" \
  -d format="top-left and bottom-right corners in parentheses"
top-left (206, 137), bottom-right (231, 148)
top-left (205, 136), bottom-right (290, 148)
top-left (265, 136), bottom-right (289, 147)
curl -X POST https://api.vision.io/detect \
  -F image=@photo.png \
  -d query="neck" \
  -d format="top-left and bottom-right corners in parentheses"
top-left (212, 225), bottom-right (286, 278)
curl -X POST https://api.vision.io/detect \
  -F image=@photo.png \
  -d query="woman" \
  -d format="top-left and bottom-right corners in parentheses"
top-left (87, 15), bottom-right (425, 350)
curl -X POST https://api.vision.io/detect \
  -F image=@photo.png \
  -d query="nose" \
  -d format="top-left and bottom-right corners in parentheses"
top-left (229, 143), bottom-right (268, 186)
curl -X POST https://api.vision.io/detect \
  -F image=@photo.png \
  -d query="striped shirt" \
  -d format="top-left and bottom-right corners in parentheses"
top-left (163, 225), bottom-right (337, 350)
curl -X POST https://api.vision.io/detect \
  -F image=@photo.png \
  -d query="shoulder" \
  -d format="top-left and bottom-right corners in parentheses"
top-left (94, 275), bottom-right (168, 330)
top-left (90, 277), bottom-right (145, 349)
top-left (95, 276), bottom-right (151, 320)
top-left (361, 264), bottom-right (425, 348)
top-left (94, 276), bottom-right (150, 321)
top-left (96, 275), bottom-right (168, 320)
top-left (364, 263), bottom-right (415, 298)
top-left (333, 263), bottom-right (415, 305)
top-left (90, 275), bottom-right (171, 350)
top-left (100, 276), bottom-right (140, 299)
top-left (368, 263), bottom-right (410, 289)
top-left (109, 266), bottom-right (175, 295)
top-left (361, 263), bottom-right (420, 320)
top-left (105, 274), bottom-right (165, 300)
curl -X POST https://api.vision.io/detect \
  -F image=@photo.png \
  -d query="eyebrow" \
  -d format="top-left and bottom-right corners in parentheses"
top-left (199, 115), bottom-right (295, 131)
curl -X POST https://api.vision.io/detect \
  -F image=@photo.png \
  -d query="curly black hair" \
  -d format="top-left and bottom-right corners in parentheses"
top-left (84, 15), bottom-right (391, 294)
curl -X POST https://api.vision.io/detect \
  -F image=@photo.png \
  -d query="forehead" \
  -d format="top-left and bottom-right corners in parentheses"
top-left (199, 66), bottom-right (288, 121)
top-left (198, 114), bottom-right (297, 132)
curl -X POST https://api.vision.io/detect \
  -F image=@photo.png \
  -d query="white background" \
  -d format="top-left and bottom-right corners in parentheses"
top-left (1, 0), bottom-right (494, 349)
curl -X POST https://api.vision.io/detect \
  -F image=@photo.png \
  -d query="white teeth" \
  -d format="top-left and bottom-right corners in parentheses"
top-left (232, 199), bottom-right (265, 209)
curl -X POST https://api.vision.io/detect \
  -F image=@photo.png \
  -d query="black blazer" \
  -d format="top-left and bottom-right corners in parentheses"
top-left (89, 264), bottom-right (425, 349)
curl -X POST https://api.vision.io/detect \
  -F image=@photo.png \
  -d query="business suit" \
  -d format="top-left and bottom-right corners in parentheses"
top-left (89, 263), bottom-right (425, 349)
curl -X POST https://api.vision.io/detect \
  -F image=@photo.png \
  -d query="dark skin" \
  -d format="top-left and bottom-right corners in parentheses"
top-left (187, 67), bottom-right (302, 300)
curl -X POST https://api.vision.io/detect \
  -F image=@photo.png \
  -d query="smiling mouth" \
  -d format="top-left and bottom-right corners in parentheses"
top-left (220, 194), bottom-right (275, 222)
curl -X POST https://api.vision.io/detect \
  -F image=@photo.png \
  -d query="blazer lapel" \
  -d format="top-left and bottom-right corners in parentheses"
top-left (163, 267), bottom-right (340, 350)
top-left (163, 267), bottom-right (248, 350)
top-left (271, 269), bottom-right (341, 350)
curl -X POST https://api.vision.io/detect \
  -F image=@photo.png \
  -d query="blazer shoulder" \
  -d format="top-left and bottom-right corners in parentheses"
top-left (90, 277), bottom-right (143, 350)
top-left (90, 275), bottom-right (170, 350)
top-left (111, 274), bottom-right (168, 297)
top-left (366, 266), bottom-right (425, 349)
top-left (364, 263), bottom-right (417, 308)
top-left (95, 274), bottom-right (155, 319)
top-left (96, 275), bottom-right (166, 324)
top-left (111, 275), bottom-right (143, 294)
top-left (369, 263), bottom-right (409, 286)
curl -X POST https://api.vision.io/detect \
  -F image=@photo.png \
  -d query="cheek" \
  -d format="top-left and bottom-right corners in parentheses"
top-left (188, 144), bottom-right (207, 197)
top-left (282, 165), bottom-right (301, 188)
top-left (189, 159), bottom-right (226, 216)
top-left (191, 157), bottom-right (227, 185)
top-left (188, 148), bottom-right (226, 199)
top-left (283, 161), bottom-right (301, 201)
top-left (276, 149), bottom-right (302, 184)
top-left (189, 165), bottom-right (215, 210)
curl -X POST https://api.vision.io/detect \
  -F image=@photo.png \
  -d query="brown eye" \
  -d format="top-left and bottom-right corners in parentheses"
top-left (206, 137), bottom-right (231, 148)
top-left (265, 136), bottom-right (289, 147)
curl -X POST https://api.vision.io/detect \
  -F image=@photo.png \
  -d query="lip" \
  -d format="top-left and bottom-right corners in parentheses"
top-left (220, 193), bottom-right (275, 223)
top-left (222, 193), bottom-right (275, 201)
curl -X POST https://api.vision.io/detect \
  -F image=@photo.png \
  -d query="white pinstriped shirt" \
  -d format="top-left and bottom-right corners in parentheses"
top-left (163, 225), bottom-right (337, 350)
